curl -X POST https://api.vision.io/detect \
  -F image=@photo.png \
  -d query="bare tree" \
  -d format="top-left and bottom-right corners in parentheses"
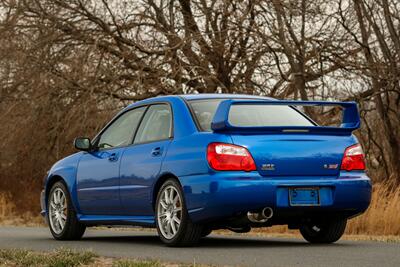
top-left (338, 0), bottom-right (400, 182)
top-left (0, 0), bottom-right (399, 211)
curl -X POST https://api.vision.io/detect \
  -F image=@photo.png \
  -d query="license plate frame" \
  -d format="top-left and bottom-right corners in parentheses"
top-left (289, 187), bottom-right (320, 206)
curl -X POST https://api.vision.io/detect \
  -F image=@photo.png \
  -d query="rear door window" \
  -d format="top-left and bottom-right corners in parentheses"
top-left (134, 104), bottom-right (172, 144)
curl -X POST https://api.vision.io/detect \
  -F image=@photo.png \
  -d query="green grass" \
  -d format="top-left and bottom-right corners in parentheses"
top-left (0, 248), bottom-right (96, 267)
top-left (113, 259), bottom-right (161, 267)
top-left (0, 248), bottom-right (205, 267)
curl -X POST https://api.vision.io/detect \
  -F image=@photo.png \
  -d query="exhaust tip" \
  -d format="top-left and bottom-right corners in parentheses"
top-left (247, 207), bottom-right (274, 223)
top-left (262, 207), bottom-right (273, 219)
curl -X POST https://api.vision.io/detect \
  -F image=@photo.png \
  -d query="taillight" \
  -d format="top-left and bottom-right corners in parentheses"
top-left (340, 144), bottom-right (366, 171)
top-left (207, 143), bottom-right (256, 171)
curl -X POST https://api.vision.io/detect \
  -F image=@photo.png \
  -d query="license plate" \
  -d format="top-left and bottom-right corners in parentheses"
top-left (289, 188), bottom-right (320, 206)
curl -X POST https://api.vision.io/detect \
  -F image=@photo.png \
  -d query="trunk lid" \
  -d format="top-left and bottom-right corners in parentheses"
top-left (208, 99), bottom-right (361, 177)
top-left (231, 134), bottom-right (354, 177)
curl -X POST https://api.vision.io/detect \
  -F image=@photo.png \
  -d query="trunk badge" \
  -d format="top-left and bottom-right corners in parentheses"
top-left (324, 164), bottom-right (339, 169)
top-left (261, 164), bottom-right (275, 171)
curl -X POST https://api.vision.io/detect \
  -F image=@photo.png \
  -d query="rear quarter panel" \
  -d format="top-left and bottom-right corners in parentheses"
top-left (159, 98), bottom-right (234, 211)
top-left (160, 132), bottom-right (233, 212)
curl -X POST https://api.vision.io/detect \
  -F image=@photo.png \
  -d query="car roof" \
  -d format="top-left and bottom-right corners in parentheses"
top-left (179, 94), bottom-right (275, 101)
top-left (125, 94), bottom-right (275, 110)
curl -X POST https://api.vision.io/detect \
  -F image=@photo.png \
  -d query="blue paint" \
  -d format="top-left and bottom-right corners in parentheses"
top-left (41, 94), bottom-right (371, 228)
top-left (77, 147), bottom-right (125, 214)
top-left (119, 139), bottom-right (171, 215)
top-left (212, 99), bottom-right (360, 135)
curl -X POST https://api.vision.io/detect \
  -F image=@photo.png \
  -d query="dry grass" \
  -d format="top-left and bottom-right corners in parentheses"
top-left (0, 248), bottom-right (96, 267)
top-left (1, 183), bottom-right (399, 238)
top-left (0, 248), bottom-right (209, 267)
top-left (346, 183), bottom-right (400, 236)
top-left (0, 193), bottom-right (14, 219)
top-left (0, 193), bottom-right (43, 227)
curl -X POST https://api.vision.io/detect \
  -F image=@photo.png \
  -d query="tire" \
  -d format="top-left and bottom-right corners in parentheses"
top-left (155, 179), bottom-right (203, 246)
top-left (299, 219), bottom-right (347, 244)
top-left (201, 228), bottom-right (212, 238)
top-left (47, 181), bottom-right (86, 240)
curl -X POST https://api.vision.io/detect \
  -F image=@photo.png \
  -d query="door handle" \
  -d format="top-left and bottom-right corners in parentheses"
top-left (108, 153), bottom-right (118, 162)
top-left (151, 147), bottom-right (162, 156)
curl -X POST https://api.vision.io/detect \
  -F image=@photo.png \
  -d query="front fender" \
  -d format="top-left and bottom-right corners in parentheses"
top-left (44, 152), bottom-right (83, 215)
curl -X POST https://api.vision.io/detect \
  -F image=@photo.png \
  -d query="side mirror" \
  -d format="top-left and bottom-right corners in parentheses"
top-left (74, 137), bottom-right (92, 151)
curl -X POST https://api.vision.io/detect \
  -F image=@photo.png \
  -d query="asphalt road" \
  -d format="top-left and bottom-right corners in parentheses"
top-left (0, 227), bottom-right (399, 267)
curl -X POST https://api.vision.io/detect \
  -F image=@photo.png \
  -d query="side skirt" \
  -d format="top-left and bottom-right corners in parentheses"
top-left (77, 214), bottom-right (155, 227)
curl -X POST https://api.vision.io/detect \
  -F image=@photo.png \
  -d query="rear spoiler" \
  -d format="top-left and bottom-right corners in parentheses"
top-left (211, 99), bottom-right (360, 136)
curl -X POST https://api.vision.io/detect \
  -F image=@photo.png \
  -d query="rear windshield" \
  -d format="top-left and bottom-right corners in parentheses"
top-left (189, 99), bottom-right (314, 131)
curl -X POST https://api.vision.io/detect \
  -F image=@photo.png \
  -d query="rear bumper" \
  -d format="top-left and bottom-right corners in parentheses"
top-left (179, 171), bottom-right (371, 223)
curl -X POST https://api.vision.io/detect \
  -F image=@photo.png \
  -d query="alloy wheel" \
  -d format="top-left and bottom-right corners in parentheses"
top-left (157, 185), bottom-right (182, 239)
top-left (49, 188), bottom-right (67, 234)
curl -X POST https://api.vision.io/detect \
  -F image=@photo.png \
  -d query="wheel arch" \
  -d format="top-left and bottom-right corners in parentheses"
top-left (152, 172), bottom-right (181, 211)
top-left (45, 175), bottom-right (64, 198)
top-left (44, 174), bottom-right (66, 215)
top-left (45, 170), bottom-right (80, 214)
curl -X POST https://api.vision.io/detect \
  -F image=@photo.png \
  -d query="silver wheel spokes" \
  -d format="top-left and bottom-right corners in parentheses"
top-left (49, 188), bottom-right (67, 234)
top-left (157, 185), bottom-right (182, 239)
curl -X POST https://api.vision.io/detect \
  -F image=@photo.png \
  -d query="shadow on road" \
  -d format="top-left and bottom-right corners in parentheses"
top-left (79, 234), bottom-right (348, 248)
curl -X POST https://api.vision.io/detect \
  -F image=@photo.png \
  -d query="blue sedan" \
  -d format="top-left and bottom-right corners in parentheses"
top-left (41, 94), bottom-right (371, 246)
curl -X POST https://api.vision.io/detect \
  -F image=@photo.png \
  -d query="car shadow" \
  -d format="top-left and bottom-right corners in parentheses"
top-left (79, 234), bottom-right (349, 248)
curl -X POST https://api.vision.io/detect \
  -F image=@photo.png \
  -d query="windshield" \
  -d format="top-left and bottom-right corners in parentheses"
top-left (189, 99), bottom-right (314, 131)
